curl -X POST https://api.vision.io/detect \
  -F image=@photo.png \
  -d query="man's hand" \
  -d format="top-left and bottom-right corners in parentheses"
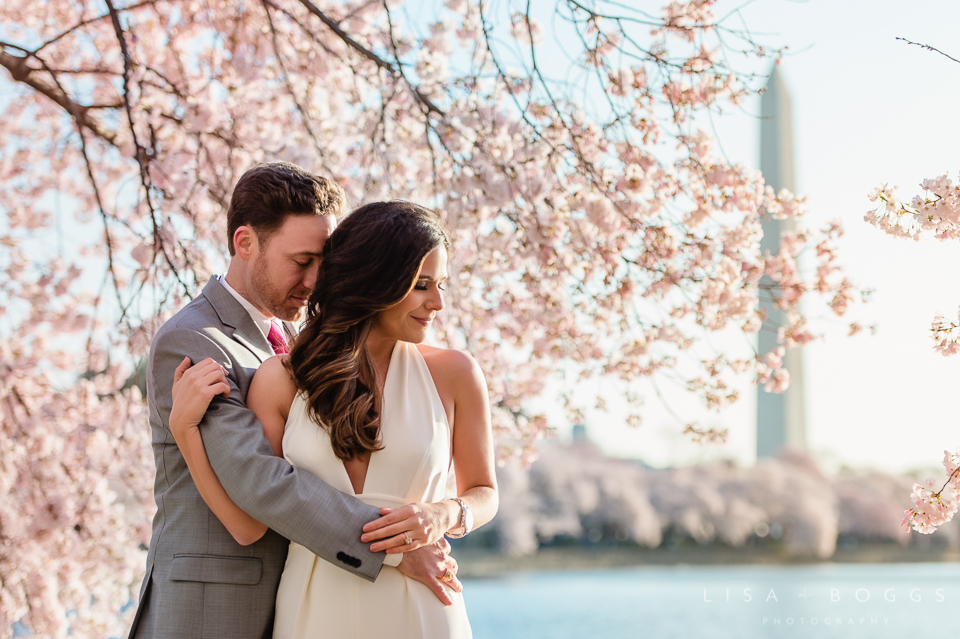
top-left (395, 538), bottom-right (461, 606)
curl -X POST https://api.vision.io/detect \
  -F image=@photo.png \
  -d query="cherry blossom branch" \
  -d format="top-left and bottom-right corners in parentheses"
top-left (516, 5), bottom-right (606, 191)
top-left (935, 466), bottom-right (960, 498)
top-left (896, 37), bottom-right (960, 65)
top-left (296, 0), bottom-right (394, 70)
top-left (1, 37), bottom-right (135, 319)
top-left (105, 0), bottom-right (190, 298)
top-left (380, 0), bottom-right (446, 119)
top-left (296, 0), bottom-right (445, 114)
top-left (261, 0), bottom-right (339, 57)
top-left (33, 0), bottom-right (160, 53)
top-left (683, 423), bottom-right (729, 444)
top-left (75, 124), bottom-right (127, 320)
top-left (903, 452), bottom-right (960, 534)
top-left (0, 48), bottom-right (118, 145)
top-left (260, 0), bottom-right (336, 176)
top-left (566, 0), bottom-right (666, 26)
top-left (473, 3), bottom-right (613, 234)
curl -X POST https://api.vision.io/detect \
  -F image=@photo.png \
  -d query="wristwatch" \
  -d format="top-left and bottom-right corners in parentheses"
top-left (445, 498), bottom-right (474, 539)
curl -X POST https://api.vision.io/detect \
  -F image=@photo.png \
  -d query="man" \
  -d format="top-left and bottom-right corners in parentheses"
top-left (129, 163), bottom-right (459, 638)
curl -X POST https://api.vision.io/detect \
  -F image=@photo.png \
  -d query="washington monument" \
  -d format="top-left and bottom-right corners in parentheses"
top-left (756, 66), bottom-right (807, 458)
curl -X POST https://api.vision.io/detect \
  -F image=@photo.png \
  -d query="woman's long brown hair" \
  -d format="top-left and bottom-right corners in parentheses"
top-left (288, 201), bottom-right (451, 462)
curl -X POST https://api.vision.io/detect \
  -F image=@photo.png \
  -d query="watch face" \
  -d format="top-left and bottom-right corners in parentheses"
top-left (463, 506), bottom-right (474, 532)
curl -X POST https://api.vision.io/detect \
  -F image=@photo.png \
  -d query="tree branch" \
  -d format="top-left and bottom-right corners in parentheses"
top-left (104, 0), bottom-right (190, 297)
top-left (296, 0), bottom-right (395, 70)
top-left (260, 0), bottom-right (336, 176)
top-left (295, 0), bottom-right (444, 115)
top-left (896, 37), bottom-right (960, 65)
top-left (34, 0), bottom-right (161, 53)
top-left (0, 49), bottom-right (118, 145)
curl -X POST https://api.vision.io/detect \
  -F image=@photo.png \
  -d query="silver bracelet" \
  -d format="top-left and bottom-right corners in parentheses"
top-left (445, 498), bottom-right (474, 539)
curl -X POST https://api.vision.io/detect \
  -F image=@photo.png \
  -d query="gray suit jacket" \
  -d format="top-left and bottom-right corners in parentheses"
top-left (129, 276), bottom-right (384, 639)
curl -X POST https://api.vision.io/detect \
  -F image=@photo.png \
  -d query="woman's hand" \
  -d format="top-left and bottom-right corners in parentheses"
top-left (169, 357), bottom-right (230, 443)
top-left (361, 500), bottom-right (460, 554)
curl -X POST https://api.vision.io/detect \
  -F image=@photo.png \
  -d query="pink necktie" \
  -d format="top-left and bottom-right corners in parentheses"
top-left (267, 322), bottom-right (289, 354)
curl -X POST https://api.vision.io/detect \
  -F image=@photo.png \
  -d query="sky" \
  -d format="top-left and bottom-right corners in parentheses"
top-left (539, 0), bottom-right (960, 474)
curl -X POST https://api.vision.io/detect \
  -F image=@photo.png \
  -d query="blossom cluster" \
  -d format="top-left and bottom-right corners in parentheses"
top-left (866, 177), bottom-right (960, 241)
top-left (902, 451), bottom-right (960, 534)
top-left (0, 341), bottom-right (154, 637)
top-left (866, 178), bottom-right (960, 355)
top-left (867, 175), bottom-right (960, 531)
top-left (930, 309), bottom-right (960, 356)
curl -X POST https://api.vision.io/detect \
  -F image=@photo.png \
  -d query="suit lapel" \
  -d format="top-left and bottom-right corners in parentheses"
top-left (201, 276), bottom-right (275, 363)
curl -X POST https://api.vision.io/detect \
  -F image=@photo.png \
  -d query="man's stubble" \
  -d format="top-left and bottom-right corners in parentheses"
top-left (250, 252), bottom-right (308, 323)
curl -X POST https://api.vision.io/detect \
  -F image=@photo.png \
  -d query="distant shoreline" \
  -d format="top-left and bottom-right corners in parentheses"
top-left (455, 544), bottom-right (960, 578)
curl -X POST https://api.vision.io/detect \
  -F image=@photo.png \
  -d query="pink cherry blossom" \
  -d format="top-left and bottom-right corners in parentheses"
top-left (900, 451), bottom-right (960, 534)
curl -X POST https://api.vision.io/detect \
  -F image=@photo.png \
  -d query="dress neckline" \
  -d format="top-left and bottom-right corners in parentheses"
top-left (338, 340), bottom-right (402, 496)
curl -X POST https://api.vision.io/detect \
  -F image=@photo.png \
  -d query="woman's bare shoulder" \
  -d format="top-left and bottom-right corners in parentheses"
top-left (416, 344), bottom-right (481, 380)
top-left (254, 354), bottom-right (295, 382)
top-left (250, 355), bottom-right (297, 406)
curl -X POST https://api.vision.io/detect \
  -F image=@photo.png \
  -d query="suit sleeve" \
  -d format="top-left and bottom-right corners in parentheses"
top-left (151, 325), bottom-right (385, 581)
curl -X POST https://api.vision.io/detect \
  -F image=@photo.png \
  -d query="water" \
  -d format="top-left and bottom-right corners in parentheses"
top-left (463, 563), bottom-right (960, 638)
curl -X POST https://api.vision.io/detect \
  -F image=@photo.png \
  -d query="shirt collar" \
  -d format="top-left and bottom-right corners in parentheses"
top-left (219, 275), bottom-right (274, 340)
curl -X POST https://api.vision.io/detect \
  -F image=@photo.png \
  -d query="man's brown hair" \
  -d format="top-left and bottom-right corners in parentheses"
top-left (226, 162), bottom-right (346, 255)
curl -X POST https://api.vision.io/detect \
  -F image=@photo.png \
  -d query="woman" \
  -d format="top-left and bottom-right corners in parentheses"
top-left (169, 201), bottom-right (497, 638)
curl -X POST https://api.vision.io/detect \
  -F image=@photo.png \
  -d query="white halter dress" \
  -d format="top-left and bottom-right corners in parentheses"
top-left (273, 340), bottom-right (471, 639)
